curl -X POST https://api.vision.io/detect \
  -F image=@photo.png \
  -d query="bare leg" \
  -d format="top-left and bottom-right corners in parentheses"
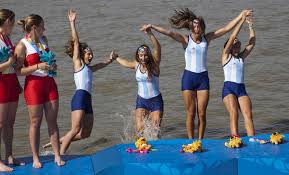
top-left (0, 103), bottom-right (13, 172)
top-left (135, 108), bottom-right (148, 137)
top-left (27, 104), bottom-right (43, 168)
top-left (150, 110), bottom-right (163, 140)
top-left (223, 94), bottom-right (239, 136)
top-left (3, 101), bottom-right (24, 166)
top-left (42, 114), bottom-right (93, 149)
top-left (60, 110), bottom-right (85, 154)
top-left (182, 90), bottom-right (197, 139)
top-left (44, 100), bottom-right (64, 166)
top-left (196, 90), bottom-right (209, 139)
top-left (238, 96), bottom-right (255, 136)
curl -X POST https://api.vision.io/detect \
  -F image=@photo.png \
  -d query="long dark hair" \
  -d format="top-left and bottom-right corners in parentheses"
top-left (169, 8), bottom-right (206, 33)
top-left (64, 38), bottom-right (88, 60)
top-left (135, 44), bottom-right (159, 79)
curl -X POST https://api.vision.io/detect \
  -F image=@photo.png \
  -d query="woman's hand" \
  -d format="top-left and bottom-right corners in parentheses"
top-left (7, 55), bottom-right (16, 66)
top-left (109, 51), bottom-right (118, 63)
top-left (140, 24), bottom-right (152, 34)
top-left (241, 9), bottom-right (253, 19)
top-left (68, 9), bottom-right (77, 22)
top-left (37, 62), bottom-right (50, 70)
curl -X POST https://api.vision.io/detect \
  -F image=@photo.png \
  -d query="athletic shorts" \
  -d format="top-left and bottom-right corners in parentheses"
top-left (181, 69), bottom-right (210, 91)
top-left (71, 89), bottom-right (93, 114)
top-left (24, 75), bottom-right (58, 105)
top-left (136, 93), bottom-right (163, 112)
top-left (0, 73), bottom-right (20, 103)
top-left (222, 81), bottom-right (248, 99)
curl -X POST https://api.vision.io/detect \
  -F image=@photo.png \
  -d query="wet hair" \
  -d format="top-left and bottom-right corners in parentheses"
top-left (135, 44), bottom-right (159, 79)
top-left (64, 38), bottom-right (89, 60)
top-left (169, 8), bottom-right (206, 33)
top-left (223, 38), bottom-right (241, 54)
top-left (17, 14), bottom-right (43, 33)
top-left (223, 38), bottom-right (241, 48)
top-left (0, 9), bottom-right (15, 27)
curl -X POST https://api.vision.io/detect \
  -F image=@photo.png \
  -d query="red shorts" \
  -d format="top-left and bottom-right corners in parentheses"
top-left (0, 73), bottom-right (20, 103)
top-left (24, 75), bottom-right (58, 105)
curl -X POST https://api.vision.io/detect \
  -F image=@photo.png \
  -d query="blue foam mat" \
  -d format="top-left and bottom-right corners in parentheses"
top-left (1, 134), bottom-right (289, 175)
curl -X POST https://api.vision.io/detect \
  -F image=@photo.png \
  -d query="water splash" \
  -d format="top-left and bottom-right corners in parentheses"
top-left (116, 107), bottom-right (162, 143)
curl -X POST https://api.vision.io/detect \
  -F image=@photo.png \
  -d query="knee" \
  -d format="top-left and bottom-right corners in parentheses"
top-left (186, 111), bottom-right (195, 119)
top-left (198, 111), bottom-right (206, 121)
top-left (30, 117), bottom-right (42, 129)
top-left (71, 127), bottom-right (81, 136)
top-left (243, 112), bottom-right (253, 121)
top-left (228, 109), bottom-right (238, 118)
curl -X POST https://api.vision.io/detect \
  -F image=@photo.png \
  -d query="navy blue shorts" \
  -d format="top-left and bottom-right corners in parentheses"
top-left (136, 94), bottom-right (164, 112)
top-left (71, 89), bottom-right (93, 114)
top-left (222, 81), bottom-right (248, 99)
top-left (181, 70), bottom-right (210, 91)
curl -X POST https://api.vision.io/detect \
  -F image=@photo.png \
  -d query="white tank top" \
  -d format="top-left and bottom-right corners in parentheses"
top-left (135, 64), bottom-right (160, 99)
top-left (223, 55), bottom-right (244, 84)
top-left (21, 38), bottom-right (48, 77)
top-left (0, 37), bottom-right (15, 74)
top-left (184, 35), bottom-right (208, 73)
top-left (74, 64), bottom-right (93, 94)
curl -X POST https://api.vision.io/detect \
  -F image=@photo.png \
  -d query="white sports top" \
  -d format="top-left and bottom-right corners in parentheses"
top-left (135, 64), bottom-right (160, 99)
top-left (184, 35), bottom-right (208, 73)
top-left (223, 55), bottom-right (244, 84)
top-left (74, 64), bottom-right (93, 94)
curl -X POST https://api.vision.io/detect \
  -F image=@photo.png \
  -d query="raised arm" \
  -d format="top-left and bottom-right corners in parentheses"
top-left (206, 9), bottom-right (252, 43)
top-left (140, 24), bottom-right (161, 64)
top-left (68, 9), bottom-right (82, 70)
top-left (221, 17), bottom-right (246, 65)
top-left (89, 51), bottom-right (115, 72)
top-left (239, 17), bottom-right (255, 59)
top-left (149, 24), bottom-right (188, 48)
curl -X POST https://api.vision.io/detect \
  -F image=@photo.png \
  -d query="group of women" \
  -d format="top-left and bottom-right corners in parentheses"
top-left (0, 7), bottom-right (255, 172)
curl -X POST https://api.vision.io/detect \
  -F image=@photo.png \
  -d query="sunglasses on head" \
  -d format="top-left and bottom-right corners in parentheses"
top-left (193, 19), bottom-right (200, 25)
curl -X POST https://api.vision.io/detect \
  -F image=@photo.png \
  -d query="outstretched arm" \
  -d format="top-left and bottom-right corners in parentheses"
top-left (221, 17), bottom-right (246, 65)
top-left (89, 51), bottom-right (115, 72)
top-left (115, 54), bottom-right (137, 69)
top-left (68, 9), bottom-right (82, 70)
top-left (239, 17), bottom-right (255, 59)
top-left (206, 9), bottom-right (252, 43)
top-left (148, 24), bottom-right (188, 48)
top-left (140, 24), bottom-right (161, 64)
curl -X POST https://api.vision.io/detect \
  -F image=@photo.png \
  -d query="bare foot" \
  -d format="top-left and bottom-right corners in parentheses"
top-left (33, 161), bottom-right (42, 169)
top-left (42, 142), bottom-right (52, 149)
top-left (7, 156), bottom-right (25, 166)
top-left (0, 161), bottom-right (13, 172)
top-left (55, 157), bottom-right (65, 167)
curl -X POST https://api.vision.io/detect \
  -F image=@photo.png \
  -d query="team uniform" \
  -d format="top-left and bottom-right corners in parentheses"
top-left (135, 64), bottom-right (163, 112)
top-left (21, 37), bottom-right (58, 105)
top-left (0, 34), bottom-right (20, 103)
top-left (222, 55), bottom-right (248, 99)
top-left (182, 34), bottom-right (209, 91)
top-left (71, 64), bottom-right (93, 114)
